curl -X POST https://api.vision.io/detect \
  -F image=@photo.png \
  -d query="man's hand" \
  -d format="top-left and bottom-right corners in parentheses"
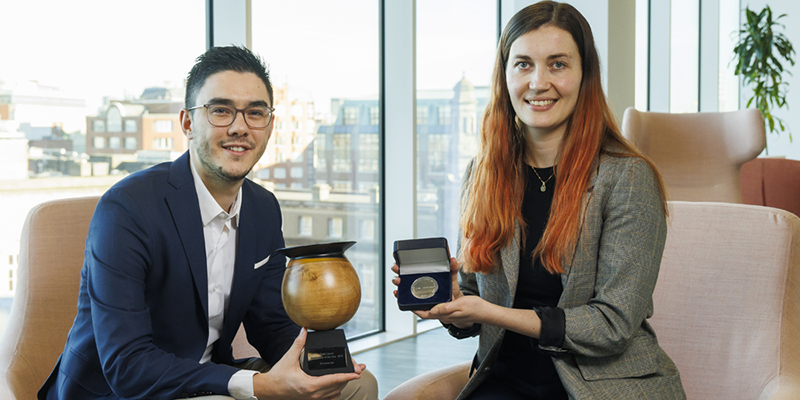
top-left (253, 329), bottom-right (364, 399)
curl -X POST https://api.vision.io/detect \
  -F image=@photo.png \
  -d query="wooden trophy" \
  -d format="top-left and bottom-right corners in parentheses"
top-left (277, 241), bottom-right (361, 376)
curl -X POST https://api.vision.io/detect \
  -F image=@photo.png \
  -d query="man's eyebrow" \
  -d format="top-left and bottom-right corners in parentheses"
top-left (248, 100), bottom-right (270, 108)
top-left (206, 98), bottom-right (270, 108)
top-left (206, 98), bottom-right (235, 106)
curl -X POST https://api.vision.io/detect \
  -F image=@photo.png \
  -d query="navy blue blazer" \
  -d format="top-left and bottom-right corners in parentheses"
top-left (39, 152), bottom-right (299, 399)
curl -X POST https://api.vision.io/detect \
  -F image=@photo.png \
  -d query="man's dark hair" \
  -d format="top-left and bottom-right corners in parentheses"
top-left (185, 45), bottom-right (273, 108)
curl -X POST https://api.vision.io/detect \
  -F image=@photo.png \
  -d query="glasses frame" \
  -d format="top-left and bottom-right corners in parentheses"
top-left (186, 104), bottom-right (275, 129)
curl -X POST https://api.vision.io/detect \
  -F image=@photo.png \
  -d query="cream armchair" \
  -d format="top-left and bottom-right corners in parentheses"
top-left (650, 201), bottom-right (800, 399)
top-left (621, 108), bottom-right (766, 203)
top-left (386, 201), bottom-right (800, 399)
top-left (0, 196), bottom-right (100, 399)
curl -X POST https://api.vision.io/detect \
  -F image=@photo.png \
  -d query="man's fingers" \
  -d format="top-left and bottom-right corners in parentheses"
top-left (286, 328), bottom-right (306, 358)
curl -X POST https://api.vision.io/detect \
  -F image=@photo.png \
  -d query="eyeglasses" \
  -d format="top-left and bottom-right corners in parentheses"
top-left (187, 104), bottom-right (274, 129)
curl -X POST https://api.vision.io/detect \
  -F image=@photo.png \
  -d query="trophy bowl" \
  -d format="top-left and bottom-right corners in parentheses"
top-left (279, 241), bottom-right (361, 330)
top-left (277, 241), bottom-right (360, 376)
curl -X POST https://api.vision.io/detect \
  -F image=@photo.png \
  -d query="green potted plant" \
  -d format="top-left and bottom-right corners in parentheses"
top-left (733, 5), bottom-right (796, 149)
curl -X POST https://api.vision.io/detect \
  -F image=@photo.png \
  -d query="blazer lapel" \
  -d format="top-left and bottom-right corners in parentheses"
top-left (500, 222), bottom-right (521, 305)
top-left (165, 153), bottom-right (209, 319)
top-left (560, 161), bottom-right (600, 303)
top-left (223, 183), bottom-right (258, 335)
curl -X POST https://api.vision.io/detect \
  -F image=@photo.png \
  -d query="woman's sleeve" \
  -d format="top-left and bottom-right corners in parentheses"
top-left (551, 160), bottom-right (667, 358)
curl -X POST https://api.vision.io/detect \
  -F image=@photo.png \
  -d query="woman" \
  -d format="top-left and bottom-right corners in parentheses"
top-left (392, 2), bottom-right (685, 399)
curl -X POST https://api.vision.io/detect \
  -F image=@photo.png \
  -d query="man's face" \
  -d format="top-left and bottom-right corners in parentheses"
top-left (180, 70), bottom-right (273, 186)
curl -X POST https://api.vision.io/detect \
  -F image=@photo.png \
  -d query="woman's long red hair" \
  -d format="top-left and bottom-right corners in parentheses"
top-left (460, 1), bottom-right (667, 275)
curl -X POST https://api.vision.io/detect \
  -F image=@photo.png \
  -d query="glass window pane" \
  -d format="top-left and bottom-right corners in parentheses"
top-left (670, 0), bottom-right (700, 113)
top-left (718, 0), bottom-right (740, 112)
top-left (0, 0), bottom-right (204, 336)
top-left (635, 0), bottom-right (649, 110)
top-left (252, 0), bottom-right (380, 338)
top-left (415, 0), bottom-right (496, 255)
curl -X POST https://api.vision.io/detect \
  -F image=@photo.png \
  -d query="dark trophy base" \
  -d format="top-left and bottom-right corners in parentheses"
top-left (302, 329), bottom-right (355, 376)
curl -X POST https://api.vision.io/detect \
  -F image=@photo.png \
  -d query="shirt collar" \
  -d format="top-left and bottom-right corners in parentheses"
top-left (190, 155), bottom-right (242, 228)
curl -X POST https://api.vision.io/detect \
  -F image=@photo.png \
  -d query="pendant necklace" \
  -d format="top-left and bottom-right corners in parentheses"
top-left (531, 166), bottom-right (555, 192)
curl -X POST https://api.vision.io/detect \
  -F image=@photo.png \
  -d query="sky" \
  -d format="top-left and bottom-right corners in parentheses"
top-left (1, 0), bottom-right (498, 116)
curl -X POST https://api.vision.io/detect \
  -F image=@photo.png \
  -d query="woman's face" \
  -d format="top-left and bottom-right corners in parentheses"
top-left (506, 25), bottom-right (583, 141)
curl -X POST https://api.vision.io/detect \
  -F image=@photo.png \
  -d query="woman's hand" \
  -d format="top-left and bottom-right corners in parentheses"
top-left (391, 257), bottom-right (473, 328)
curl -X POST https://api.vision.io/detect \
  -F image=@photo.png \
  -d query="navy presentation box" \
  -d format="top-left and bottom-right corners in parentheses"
top-left (394, 237), bottom-right (452, 311)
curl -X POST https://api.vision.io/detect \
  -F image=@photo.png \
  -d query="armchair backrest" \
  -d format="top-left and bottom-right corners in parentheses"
top-left (651, 201), bottom-right (800, 399)
top-left (0, 196), bottom-right (100, 399)
top-left (621, 108), bottom-right (765, 202)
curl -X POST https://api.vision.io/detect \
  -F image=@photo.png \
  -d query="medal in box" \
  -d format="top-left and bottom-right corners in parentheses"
top-left (394, 237), bottom-right (452, 311)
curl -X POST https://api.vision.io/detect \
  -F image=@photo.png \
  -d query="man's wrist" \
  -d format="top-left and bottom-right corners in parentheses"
top-left (229, 369), bottom-right (258, 399)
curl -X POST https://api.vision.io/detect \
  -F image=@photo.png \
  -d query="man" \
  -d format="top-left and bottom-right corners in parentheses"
top-left (39, 46), bottom-right (377, 400)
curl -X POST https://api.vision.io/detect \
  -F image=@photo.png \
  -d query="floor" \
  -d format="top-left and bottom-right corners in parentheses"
top-left (355, 327), bottom-right (478, 399)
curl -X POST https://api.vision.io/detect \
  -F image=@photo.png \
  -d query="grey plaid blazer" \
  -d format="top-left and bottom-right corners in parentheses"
top-left (455, 153), bottom-right (686, 400)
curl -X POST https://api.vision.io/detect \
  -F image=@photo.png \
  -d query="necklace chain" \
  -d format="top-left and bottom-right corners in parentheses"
top-left (531, 166), bottom-right (555, 192)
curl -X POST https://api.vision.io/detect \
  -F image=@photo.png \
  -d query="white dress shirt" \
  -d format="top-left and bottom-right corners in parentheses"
top-left (190, 161), bottom-right (258, 399)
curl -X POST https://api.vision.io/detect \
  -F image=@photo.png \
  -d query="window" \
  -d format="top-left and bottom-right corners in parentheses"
top-left (252, 0), bottom-right (380, 339)
top-left (718, 0), bottom-right (740, 112)
top-left (670, 0), bottom-right (700, 113)
top-left (328, 217), bottom-right (343, 238)
top-left (343, 107), bottom-right (359, 125)
top-left (125, 120), bottom-right (137, 132)
top-left (290, 182), bottom-right (303, 189)
top-left (427, 134), bottom-right (449, 172)
top-left (125, 137), bottom-right (137, 150)
top-left (298, 216), bottom-right (313, 236)
top-left (332, 133), bottom-right (352, 172)
top-left (152, 137), bottom-right (173, 150)
top-left (273, 168), bottom-right (286, 179)
top-left (107, 107), bottom-right (122, 132)
top-left (415, 0), bottom-right (495, 253)
top-left (359, 264), bottom-right (374, 303)
top-left (416, 105), bottom-right (428, 125)
top-left (332, 181), bottom-right (352, 192)
top-left (153, 120), bottom-right (173, 133)
top-left (290, 167), bottom-right (303, 178)
top-left (438, 105), bottom-right (451, 125)
top-left (359, 219), bottom-right (374, 240)
top-left (0, 0), bottom-right (204, 337)
top-left (358, 133), bottom-right (379, 172)
top-left (369, 106), bottom-right (379, 125)
top-left (314, 135), bottom-right (327, 172)
top-left (109, 137), bottom-right (121, 149)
